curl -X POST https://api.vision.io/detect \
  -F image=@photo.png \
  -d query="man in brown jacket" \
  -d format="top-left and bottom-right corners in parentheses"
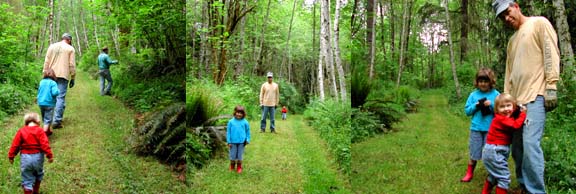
top-left (259, 72), bottom-right (279, 133)
top-left (43, 33), bottom-right (76, 129)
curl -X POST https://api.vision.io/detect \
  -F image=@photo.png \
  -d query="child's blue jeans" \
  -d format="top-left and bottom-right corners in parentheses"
top-left (20, 153), bottom-right (45, 190)
top-left (483, 144), bottom-right (511, 189)
top-left (229, 143), bottom-right (245, 161)
top-left (39, 106), bottom-right (55, 126)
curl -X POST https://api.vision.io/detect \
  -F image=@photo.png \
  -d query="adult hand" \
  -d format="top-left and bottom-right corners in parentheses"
top-left (69, 79), bottom-right (75, 88)
top-left (544, 89), bottom-right (557, 112)
top-left (9, 159), bottom-right (14, 164)
top-left (48, 158), bottom-right (54, 163)
top-left (228, 144), bottom-right (232, 149)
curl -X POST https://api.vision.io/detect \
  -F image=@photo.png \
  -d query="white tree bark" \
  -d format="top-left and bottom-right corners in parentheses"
top-left (367, 0), bottom-right (376, 79)
top-left (444, 0), bottom-right (461, 98)
top-left (552, 0), bottom-right (575, 78)
top-left (333, 0), bottom-right (347, 100)
top-left (320, 0), bottom-right (337, 99)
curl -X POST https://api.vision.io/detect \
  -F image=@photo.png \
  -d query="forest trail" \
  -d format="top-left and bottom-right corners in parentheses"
top-left (191, 115), bottom-right (350, 193)
top-left (351, 90), bottom-right (520, 193)
top-left (0, 72), bottom-right (186, 193)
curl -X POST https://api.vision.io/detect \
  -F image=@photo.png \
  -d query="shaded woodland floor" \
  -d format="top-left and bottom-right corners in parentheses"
top-left (0, 72), bottom-right (186, 193)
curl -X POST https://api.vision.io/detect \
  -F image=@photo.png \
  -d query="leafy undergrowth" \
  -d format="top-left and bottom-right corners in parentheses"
top-left (0, 72), bottom-right (186, 193)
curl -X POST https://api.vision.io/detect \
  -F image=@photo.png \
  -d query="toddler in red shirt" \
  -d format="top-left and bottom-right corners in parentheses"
top-left (481, 93), bottom-right (526, 194)
top-left (8, 112), bottom-right (54, 194)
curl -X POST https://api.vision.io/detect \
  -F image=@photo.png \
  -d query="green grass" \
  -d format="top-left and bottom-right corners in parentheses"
top-left (191, 115), bottom-right (350, 193)
top-left (351, 90), bottom-right (522, 193)
top-left (0, 72), bottom-right (186, 193)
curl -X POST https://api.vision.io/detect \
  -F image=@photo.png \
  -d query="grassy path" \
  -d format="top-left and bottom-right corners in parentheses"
top-left (191, 115), bottom-right (350, 193)
top-left (0, 72), bottom-right (186, 193)
top-left (351, 90), bottom-right (520, 193)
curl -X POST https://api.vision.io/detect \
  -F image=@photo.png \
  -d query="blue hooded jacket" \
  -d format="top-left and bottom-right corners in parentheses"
top-left (227, 118), bottom-right (251, 144)
top-left (465, 88), bottom-right (500, 131)
top-left (37, 78), bottom-right (60, 107)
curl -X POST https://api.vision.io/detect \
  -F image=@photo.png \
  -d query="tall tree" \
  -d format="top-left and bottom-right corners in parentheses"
top-left (396, 0), bottom-right (413, 87)
top-left (460, 0), bottom-right (468, 64)
top-left (367, 0), bottom-right (376, 79)
top-left (334, 0), bottom-right (347, 100)
top-left (282, 0), bottom-right (298, 80)
top-left (319, 0), bottom-right (337, 99)
top-left (48, 0), bottom-right (54, 44)
top-left (444, 0), bottom-right (461, 98)
top-left (254, 0), bottom-right (272, 75)
top-left (552, 0), bottom-right (575, 76)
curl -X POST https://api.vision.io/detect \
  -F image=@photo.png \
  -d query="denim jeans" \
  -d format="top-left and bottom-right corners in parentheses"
top-left (512, 95), bottom-right (546, 193)
top-left (282, 113), bottom-right (287, 120)
top-left (483, 144), bottom-right (511, 189)
top-left (39, 106), bottom-right (54, 126)
top-left (99, 69), bottom-right (113, 95)
top-left (469, 130), bottom-right (488, 161)
top-left (229, 143), bottom-right (245, 160)
top-left (54, 78), bottom-right (68, 124)
top-left (20, 153), bottom-right (45, 190)
top-left (260, 106), bottom-right (275, 132)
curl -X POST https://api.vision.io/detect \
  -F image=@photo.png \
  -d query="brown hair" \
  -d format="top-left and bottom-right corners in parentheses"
top-left (474, 67), bottom-right (496, 89)
top-left (233, 105), bottom-right (246, 119)
top-left (43, 68), bottom-right (57, 81)
top-left (494, 93), bottom-right (517, 114)
top-left (23, 112), bottom-right (40, 125)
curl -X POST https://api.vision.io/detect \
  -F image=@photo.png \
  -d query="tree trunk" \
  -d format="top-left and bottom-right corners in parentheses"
top-left (396, 0), bottom-right (413, 87)
top-left (552, 0), bottom-right (575, 77)
top-left (389, 0), bottom-right (395, 79)
top-left (111, 25), bottom-right (121, 57)
top-left (235, 1), bottom-right (248, 80)
top-left (351, 0), bottom-right (359, 37)
top-left (334, 0), bottom-right (347, 100)
top-left (379, 0), bottom-right (387, 64)
top-left (282, 0), bottom-right (298, 79)
top-left (367, 0), bottom-right (376, 79)
top-left (460, 0), bottom-right (468, 64)
top-left (91, 12), bottom-right (101, 49)
top-left (48, 0), bottom-right (54, 44)
top-left (55, 1), bottom-right (61, 42)
top-left (79, 0), bottom-right (90, 52)
top-left (319, 0), bottom-right (337, 99)
top-left (71, 1), bottom-right (82, 56)
top-left (444, 0), bottom-right (461, 98)
top-left (254, 0), bottom-right (272, 75)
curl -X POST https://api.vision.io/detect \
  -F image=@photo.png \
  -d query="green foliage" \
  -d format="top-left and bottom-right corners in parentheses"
top-left (303, 98), bottom-right (351, 176)
top-left (130, 103), bottom-right (186, 166)
top-left (542, 69), bottom-right (576, 191)
top-left (351, 68), bottom-right (372, 108)
top-left (351, 108), bottom-right (381, 143)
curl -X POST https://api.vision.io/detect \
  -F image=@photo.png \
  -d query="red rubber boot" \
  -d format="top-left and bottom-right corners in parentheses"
top-left (495, 186), bottom-right (508, 194)
top-left (32, 180), bottom-right (41, 194)
top-left (229, 161), bottom-right (236, 171)
top-left (461, 162), bottom-right (476, 182)
top-left (236, 161), bottom-right (243, 173)
top-left (482, 179), bottom-right (494, 194)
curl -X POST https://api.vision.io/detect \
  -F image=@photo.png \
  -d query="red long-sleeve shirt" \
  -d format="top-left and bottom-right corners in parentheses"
top-left (486, 112), bottom-right (527, 145)
top-left (8, 126), bottom-right (53, 160)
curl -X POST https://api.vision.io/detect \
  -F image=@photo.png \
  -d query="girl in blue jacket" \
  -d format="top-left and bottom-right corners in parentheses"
top-left (461, 68), bottom-right (500, 182)
top-left (37, 69), bottom-right (60, 136)
top-left (227, 106), bottom-right (251, 173)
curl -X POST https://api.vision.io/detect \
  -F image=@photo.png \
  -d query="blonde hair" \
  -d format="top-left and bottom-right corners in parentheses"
top-left (23, 112), bottom-right (40, 125)
top-left (494, 93), bottom-right (517, 114)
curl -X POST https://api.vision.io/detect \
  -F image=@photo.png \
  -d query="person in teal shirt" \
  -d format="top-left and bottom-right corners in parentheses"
top-left (460, 67), bottom-right (500, 182)
top-left (227, 106), bottom-right (251, 173)
top-left (97, 47), bottom-right (118, 96)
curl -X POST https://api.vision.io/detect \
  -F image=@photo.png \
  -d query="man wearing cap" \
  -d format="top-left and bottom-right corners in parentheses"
top-left (491, 1), bottom-right (559, 193)
top-left (98, 47), bottom-right (118, 96)
top-left (43, 33), bottom-right (76, 129)
top-left (259, 72), bottom-right (280, 133)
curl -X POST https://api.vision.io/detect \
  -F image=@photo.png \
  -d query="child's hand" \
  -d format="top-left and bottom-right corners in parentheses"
top-left (48, 158), bottom-right (54, 163)
top-left (228, 144), bottom-right (232, 149)
top-left (484, 100), bottom-right (491, 106)
top-left (9, 159), bottom-right (13, 164)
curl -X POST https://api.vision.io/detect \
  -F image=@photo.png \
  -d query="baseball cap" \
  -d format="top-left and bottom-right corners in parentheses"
top-left (492, 0), bottom-right (514, 18)
top-left (62, 33), bottom-right (73, 40)
top-left (267, 72), bottom-right (273, 78)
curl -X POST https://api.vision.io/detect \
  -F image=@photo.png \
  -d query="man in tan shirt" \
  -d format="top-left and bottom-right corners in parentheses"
top-left (259, 72), bottom-right (279, 133)
top-left (490, 1), bottom-right (559, 193)
top-left (43, 33), bottom-right (76, 129)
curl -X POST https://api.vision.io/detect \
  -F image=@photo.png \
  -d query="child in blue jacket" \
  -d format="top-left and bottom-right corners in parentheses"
top-left (461, 67), bottom-right (500, 182)
top-left (37, 69), bottom-right (60, 136)
top-left (227, 105), bottom-right (251, 173)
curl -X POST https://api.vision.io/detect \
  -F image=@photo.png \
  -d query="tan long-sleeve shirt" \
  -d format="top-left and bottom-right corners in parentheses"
top-left (260, 82), bottom-right (279, 106)
top-left (43, 41), bottom-right (76, 80)
top-left (505, 16), bottom-right (560, 104)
